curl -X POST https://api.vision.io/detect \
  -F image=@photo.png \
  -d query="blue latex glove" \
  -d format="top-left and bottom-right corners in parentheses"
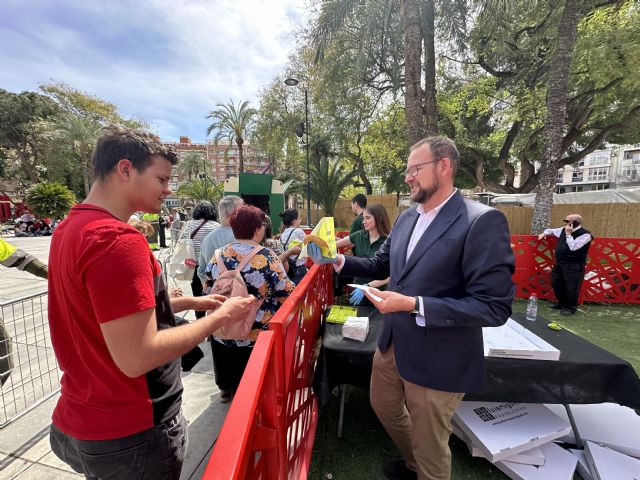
top-left (349, 288), bottom-right (365, 305)
top-left (307, 242), bottom-right (336, 264)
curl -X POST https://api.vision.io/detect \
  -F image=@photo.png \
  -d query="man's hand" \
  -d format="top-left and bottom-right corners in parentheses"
top-left (168, 287), bottom-right (183, 298)
top-left (194, 294), bottom-right (227, 312)
top-left (364, 288), bottom-right (415, 314)
top-left (210, 296), bottom-right (257, 328)
top-left (537, 233), bottom-right (545, 240)
top-left (307, 243), bottom-right (337, 264)
top-left (564, 224), bottom-right (574, 235)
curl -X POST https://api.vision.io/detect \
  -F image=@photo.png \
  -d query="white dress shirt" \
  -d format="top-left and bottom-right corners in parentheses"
top-left (543, 227), bottom-right (592, 250)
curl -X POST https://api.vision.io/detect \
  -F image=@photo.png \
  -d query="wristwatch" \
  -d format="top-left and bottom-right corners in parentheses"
top-left (412, 296), bottom-right (420, 315)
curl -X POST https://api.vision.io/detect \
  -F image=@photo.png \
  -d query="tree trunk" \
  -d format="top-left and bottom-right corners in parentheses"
top-left (531, 0), bottom-right (582, 234)
top-left (237, 138), bottom-right (244, 174)
top-left (401, 0), bottom-right (425, 146)
top-left (422, 0), bottom-right (438, 136)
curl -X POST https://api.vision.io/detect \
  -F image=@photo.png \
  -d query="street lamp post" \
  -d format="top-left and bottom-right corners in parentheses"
top-left (284, 77), bottom-right (312, 226)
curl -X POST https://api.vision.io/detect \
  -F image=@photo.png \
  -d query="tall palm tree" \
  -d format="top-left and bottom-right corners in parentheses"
top-left (178, 152), bottom-right (206, 179)
top-left (55, 113), bottom-right (101, 196)
top-left (206, 100), bottom-right (257, 174)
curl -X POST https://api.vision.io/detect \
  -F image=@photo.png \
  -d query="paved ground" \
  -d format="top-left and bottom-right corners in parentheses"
top-left (0, 233), bottom-right (227, 480)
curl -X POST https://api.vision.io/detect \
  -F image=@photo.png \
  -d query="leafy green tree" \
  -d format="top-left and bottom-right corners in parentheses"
top-left (0, 89), bottom-right (59, 183)
top-left (308, 138), bottom-right (358, 215)
top-left (25, 181), bottom-right (76, 220)
top-left (206, 100), bottom-right (257, 174)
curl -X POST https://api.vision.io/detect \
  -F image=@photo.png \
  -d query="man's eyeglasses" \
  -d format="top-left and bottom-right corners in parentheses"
top-left (404, 158), bottom-right (441, 177)
top-left (563, 219), bottom-right (572, 223)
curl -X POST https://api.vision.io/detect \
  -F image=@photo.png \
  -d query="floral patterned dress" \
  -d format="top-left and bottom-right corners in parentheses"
top-left (205, 242), bottom-right (296, 346)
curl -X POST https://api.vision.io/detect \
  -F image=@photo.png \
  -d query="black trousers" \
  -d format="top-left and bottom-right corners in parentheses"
top-left (209, 340), bottom-right (253, 394)
top-left (191, 270), bottom-right (205, 319)
top-left (551, 261), bottom-right (586, 311)
top-left (158, 226), bottom-right (167, 248)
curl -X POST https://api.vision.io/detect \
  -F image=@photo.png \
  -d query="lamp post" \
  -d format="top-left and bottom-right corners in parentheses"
top-left (284, 77), bottom-right (312, 226)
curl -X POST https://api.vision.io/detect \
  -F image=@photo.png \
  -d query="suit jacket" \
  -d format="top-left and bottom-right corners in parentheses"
top-left (342, 191), bottom-right (515, 394)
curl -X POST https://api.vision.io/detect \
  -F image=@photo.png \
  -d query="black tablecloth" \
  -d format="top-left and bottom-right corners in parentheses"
top-left (313, 310), bottom-right (640, 410)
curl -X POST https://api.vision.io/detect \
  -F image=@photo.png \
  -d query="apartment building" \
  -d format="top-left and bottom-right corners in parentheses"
top-left (555, 144), bottom-right (640, 193)
top-left (162, 136), bottom-right (271, 208)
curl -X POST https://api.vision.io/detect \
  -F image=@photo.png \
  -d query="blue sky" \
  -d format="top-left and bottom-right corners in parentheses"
top-left (0, 0), bottom-right (309, 142)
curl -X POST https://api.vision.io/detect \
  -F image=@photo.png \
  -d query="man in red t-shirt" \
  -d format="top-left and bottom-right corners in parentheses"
top-left (47, 126), bottom-right (256, 479)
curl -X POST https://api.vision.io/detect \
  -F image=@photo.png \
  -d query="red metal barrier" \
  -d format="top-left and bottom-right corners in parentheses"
top-left (204, 264), bottom-right (334, 480)
top-left (512, 235), bottom-right (640, 304)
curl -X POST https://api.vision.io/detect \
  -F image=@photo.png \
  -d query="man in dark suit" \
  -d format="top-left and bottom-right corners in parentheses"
top-left (309, 136), bottom-right (515, 480)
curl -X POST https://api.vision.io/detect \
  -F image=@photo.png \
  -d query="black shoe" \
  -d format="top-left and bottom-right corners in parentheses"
top-left (219, 390), bottom-right (232, 404)
top-left (550, 303), bottom-right (563, 310)
top-left (383, 460), bottom-right (417, 480)
top-left (561, 308), bottom-right (575, 316)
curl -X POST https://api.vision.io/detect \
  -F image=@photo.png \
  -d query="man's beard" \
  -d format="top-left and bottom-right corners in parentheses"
top-left (410, 177), bottom-right (440, 203)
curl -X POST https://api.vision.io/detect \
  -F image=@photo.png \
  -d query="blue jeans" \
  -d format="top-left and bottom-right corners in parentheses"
top-left (50, 411), bottom-right (187, 480)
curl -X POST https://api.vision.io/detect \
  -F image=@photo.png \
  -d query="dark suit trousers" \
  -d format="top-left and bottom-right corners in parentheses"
top-left (551, 262), bottom-right (585, 311)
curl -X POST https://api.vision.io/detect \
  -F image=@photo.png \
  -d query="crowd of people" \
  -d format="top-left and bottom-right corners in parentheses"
top-left (0, 124), bottom-right (596, 480)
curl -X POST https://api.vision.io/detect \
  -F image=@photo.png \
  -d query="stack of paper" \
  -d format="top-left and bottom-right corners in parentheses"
top-left (494, 443), bottom-right (577, 480)
top-left (325, 305), bottom-right (358, 325)
top-left (342, 316), bottom-right (369, 342)
top-left (452, 402), bottom-right (571, 462)
top-left (482, 319), bottom-right (561, 361)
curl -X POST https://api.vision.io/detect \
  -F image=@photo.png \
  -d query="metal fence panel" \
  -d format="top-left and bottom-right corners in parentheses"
top-left (0, 291), bottom-right (60, 427)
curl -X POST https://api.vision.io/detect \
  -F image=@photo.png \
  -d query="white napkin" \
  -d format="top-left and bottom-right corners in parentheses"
top-left (342, 316), bottom-right (369, 342)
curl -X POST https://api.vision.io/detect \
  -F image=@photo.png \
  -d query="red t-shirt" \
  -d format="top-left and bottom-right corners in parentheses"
top-left (48, 205), bottom-right (182, 440)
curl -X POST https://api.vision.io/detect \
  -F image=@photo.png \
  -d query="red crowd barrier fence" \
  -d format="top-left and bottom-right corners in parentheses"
top-left (513, 235), bottom-right (640, 304)
top-left (205, 234), bottom-right (638, 479)
top-left (204, 263), bottom-right (334, 479)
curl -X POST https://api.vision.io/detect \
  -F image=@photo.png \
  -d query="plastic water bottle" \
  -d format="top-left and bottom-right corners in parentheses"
top-left (526, 294), bottom-right (538, 321)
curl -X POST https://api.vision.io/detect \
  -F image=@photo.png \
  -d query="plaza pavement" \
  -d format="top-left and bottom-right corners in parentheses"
top-left (0, 234), bottom-right (228, 479)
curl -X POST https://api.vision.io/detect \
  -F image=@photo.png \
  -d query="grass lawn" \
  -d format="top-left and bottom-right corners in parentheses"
top-left (309, 299), bottom-right (640, 480)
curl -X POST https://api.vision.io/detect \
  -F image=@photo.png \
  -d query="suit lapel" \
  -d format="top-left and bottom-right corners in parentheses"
top-left (398, 192), bottom-right (463, 281)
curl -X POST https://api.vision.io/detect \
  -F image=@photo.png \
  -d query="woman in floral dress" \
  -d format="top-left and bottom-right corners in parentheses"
top-left (205, 204), bottom-right (295, 401)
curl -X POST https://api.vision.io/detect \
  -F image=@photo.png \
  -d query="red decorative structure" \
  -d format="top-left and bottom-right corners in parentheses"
top-left (203, 264), bottom-right (333, 479)
top-left (512, 236), bottom-right (640, 304)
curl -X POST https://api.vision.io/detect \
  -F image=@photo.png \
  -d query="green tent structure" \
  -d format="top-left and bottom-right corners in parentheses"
top-left (223, 174), bottom-right (286, 232)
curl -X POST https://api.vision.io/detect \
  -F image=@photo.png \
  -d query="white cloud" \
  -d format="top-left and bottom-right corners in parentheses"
top-left (0, 0), bottom-right (310, 141)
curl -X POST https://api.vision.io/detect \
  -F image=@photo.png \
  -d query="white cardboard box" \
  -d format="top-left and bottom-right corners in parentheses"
top-left (453, 402), bottom-right (571, 462)
top-left (495, 442), bottom-right (577, 480)
top-left (569, 449), bottom-right (593, 480)
top-left (483, 318), bottom-right (561, 361)
top-left (451, 422), bottom-right (545, 466)
top-left (545, 403), bottom-right (640, 458)
top-left (583, 441), bottom-right (640, 479)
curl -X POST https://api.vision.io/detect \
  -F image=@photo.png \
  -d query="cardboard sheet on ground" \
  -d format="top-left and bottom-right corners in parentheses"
top-left (347, 284), bottom-right (384, 303)
top-left (299, 217), bottom-right (337, 260)
top-left (453, 402), bottom-right (571, 462)
top-left (494, 442), bottom-right (577, 480)
top-left (451, 422), bottom-right (546, 466)
top-left (584, 441), bottom-right (640, 479)
top-left (482, 318), bottom-right (561, 361)
top-left (544, 403), bottom-right (640, 458)
top-left (569, 449), bottom-right (593, 480)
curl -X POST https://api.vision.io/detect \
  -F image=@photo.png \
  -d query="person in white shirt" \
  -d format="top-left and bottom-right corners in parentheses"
top-left (538, 214), bottom-right (593, 315)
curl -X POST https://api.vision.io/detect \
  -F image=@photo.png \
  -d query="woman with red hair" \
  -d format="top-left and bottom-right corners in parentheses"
top-left (204, 204), bottom-right (295, 401)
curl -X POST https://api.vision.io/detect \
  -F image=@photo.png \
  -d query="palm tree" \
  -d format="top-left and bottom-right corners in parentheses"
top-left (176, 177), bottom-right (222, 204)
top-left (308, 139), bottom-right (358, 216)
top-left (178, 152), bottom-right (206, 180)
top-left (55, 113), bottom-right (101, 196)
top-left (25, 181), bottom-right (76, 221)
top-left (206, 100), bottom-right (257, 174)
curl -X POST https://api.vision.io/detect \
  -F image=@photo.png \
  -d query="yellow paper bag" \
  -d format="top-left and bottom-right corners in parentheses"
top-left (300, 217), bottom-right (337, 259)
